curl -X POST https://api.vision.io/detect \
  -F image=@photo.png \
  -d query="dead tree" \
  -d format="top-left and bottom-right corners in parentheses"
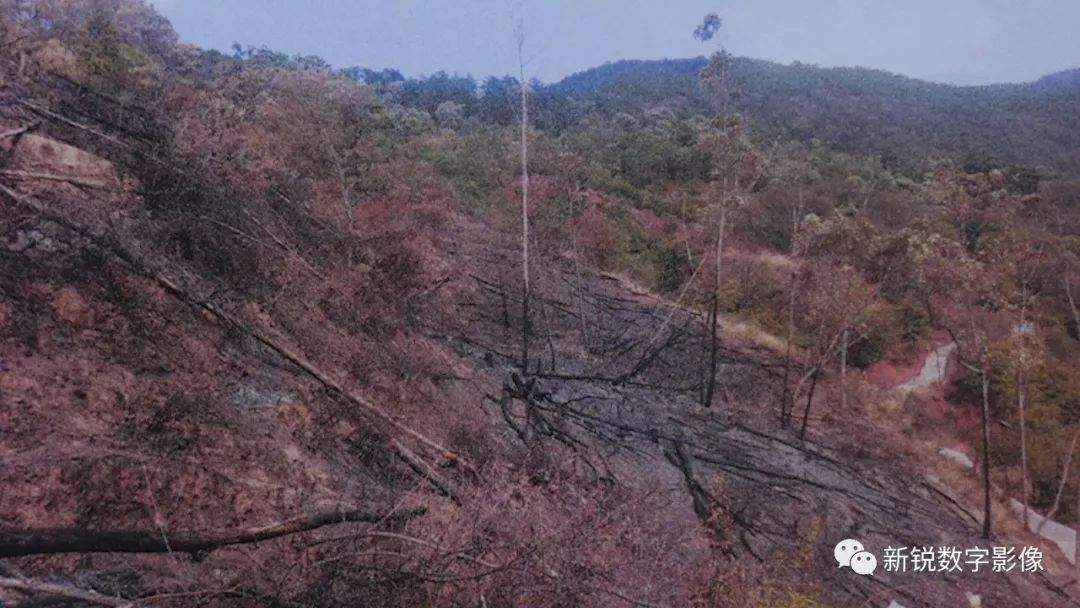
top-left (694, 14), bottom-right (729, 409)
top-left (702, 199), bottom-right (727, 408)
top-left (664, 440), bottom-right (718, 528)
top-left (662, 438), bottom-right (752, 558)
top-left (978, 354), bottom-right (993, 539)
top-left (779, 194), bottom-right (805, 428)
top-left (516, 17), bottom-right (531, 373)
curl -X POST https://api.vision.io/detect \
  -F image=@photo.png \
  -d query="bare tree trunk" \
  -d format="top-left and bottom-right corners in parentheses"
top-left (799, 367), bottom-right (820, 440)
top-left (703, 293), bottom-right (719, 408)
top-left (517, 21), bottom-right (531, 373)
top-left (571, 236), bottom-right (591, 353)
top-left (1018, 371), bottom-right (1030, 524)
top-left (840, 327), bottom-right (848, 410)
top-left (981, 367), bottom-right (993, 539)
top-left (779, 194), bottom-right (803, 427)
top-left (703, 197), bottom-right (727, 408)
top-left (697, 331), bottom-right (707, 406)
top-left (327, 143), bottom-right (354, 223)
top-left (780, 290), bottom-right (795, 426)
top-left (1018, 307), bottom-right (1030, 526)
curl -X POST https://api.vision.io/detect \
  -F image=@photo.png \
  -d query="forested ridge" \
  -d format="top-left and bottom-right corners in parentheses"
top-left (373, 55), bottom-right (1080, 176)
top-left (1, 2), bottom-right (1080, 607)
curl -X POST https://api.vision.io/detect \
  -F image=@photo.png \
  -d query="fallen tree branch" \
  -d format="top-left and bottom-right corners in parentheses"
top-left (0, 507), bottom-right (423, 558)
top-left (198, 215), bottom-right (267, 247)
top-left (921, 479), bottom-right (981, 528)
top-left (16, 99), bottom-right (131, 151)
top-left (0, 122), bottom-right (39, 140)
top-left (663, 440), bottom-right (718, 530)
top-left (0, 576), bottom-right (133, 607)
top-left (0, 169), bottom-right (111, 189)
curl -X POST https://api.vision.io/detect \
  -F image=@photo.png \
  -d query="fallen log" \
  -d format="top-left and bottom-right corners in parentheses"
top-left (0, 577), bottom-right (133, 608)
top-left (0, 169), bottom-right (111, 189)
top-left (0, 507), bottom-right (423, 558)
top-left (663, 440), bottom-right (718, 530)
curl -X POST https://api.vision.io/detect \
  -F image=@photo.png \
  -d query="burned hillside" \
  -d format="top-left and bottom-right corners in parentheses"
top-left (3, 3), bottom-right (1080, 607)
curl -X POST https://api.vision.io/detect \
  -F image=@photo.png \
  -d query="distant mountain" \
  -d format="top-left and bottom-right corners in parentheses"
top-left (1034, 67), bottom-right (1080, 91)
top-left (549, 57), bottom-right (1080, 174)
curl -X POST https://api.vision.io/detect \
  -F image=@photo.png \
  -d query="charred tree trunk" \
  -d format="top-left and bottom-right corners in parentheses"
top-left (779, 195), bottom-right (803, 428)
top-left (980, 368), bottom-right (993, 539)
top-left (799, 367), bottom-right (820, 440)
top-left (0, 508), bottom-right (420, 558)
top-left (663, 441), bottom-right (723, 540)
top-left (779, 307), bottom-right (795, 426)
top-left (1018, 354), bottom-right (1030, 525)
top-left (840, 328), bottom-right (848, 410)
top-left (703, 293), bottom-right (720, 408)
top-left (703, 199), bottom-right (727, 408)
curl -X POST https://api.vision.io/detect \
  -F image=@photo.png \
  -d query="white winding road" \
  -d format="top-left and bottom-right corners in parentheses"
top-left (896, 341), bottom-right (956, 392)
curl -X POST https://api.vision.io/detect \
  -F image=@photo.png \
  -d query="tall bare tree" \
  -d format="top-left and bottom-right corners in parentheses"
top-left (695, 13), bottom-right (727, 408)
top-left (779, 190), bottom-right (805, 427)
top-left (516, 15), bottom-right (531, 373)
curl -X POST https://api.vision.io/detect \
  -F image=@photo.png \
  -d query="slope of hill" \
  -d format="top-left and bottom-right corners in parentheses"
top-left (2, 84), bottom-right (1074, 603)
top-left (550, 58), bottom-right (1080, 174)
top-left (3, 3), bottom-right (1080, 607)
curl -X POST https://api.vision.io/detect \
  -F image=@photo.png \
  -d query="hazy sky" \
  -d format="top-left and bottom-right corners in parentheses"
top-left (150, 0), bottom-right (1080, 85)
